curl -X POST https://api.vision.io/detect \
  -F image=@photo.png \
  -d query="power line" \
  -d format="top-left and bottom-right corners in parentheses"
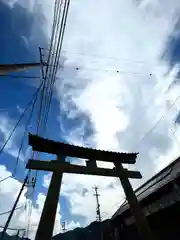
top-left (0, 226), bottom-right (25, 231)
top-left (0, 66), bottom-right (153, 78)
top-left (74, 66), bottom-right (152, 76)
top-left (0, 173), bottom-right (29, 240)
top-left (0, 75), bottom-right (40, 79)
top-left (0, 82), bottom-right (43, 160)
top-left (0, 206), bottom-right (23, 217)
top-left (0, 82), bottom-right (43, 239)
top-left (22, 2), bottom-right (70, 235)
top-left (25, 176), bottom-right (37, 239)
top-left (29, 0), bottom-right (66, 191)
top-left (38, 0), bottom-right (70, 136)
top-left (169, 127), bottom-right (180, 148)
top-left (22, 2), bottom-right (71, 235)
top-left (134, 93), bottom-right (180, 151)
top-left (13, 85), bottom-right (39, 176)
top-left (0, 176), bottom-right (11, 184)
top-left (0, 0), bottom-right (70, 236)
top-left (65, 51), bottom-right (155, 65)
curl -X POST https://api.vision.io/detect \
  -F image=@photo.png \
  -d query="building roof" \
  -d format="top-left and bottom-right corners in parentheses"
top-left (112, 156), bottom-right (180, 220)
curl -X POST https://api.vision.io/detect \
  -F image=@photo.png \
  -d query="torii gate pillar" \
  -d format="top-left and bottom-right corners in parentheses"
top-left (35, 155), bottom-right (65, 240)
top-left (114, 162), bottom-right (153, 240)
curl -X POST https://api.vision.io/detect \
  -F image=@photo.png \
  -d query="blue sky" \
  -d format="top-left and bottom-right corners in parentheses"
top-left (0, 1), bottom-right (95, 235)
top-left (0, 0), bottom-right (80, 233)
top-left (0, 0), bottom-right (180, 238)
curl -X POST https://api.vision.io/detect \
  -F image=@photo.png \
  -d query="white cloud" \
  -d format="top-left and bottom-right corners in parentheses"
top-left (0, 113), bottom-right (29, 162)
top-left (64, 220), bottom-right (81, 231)
top-left (1, 0), bottom-right (17, 8)
top-left (3, 0), bottom-right (180, 234)
top-left (0, 165), bottom-right (62, 239)
top-left (20, 36), bottom-right (29, 48)
top-left (53, 0), bottom-right (180, 227)
top-left (61, 173), bottom-right (124, 224)
top-left (43, 171), bottom-right (126, 225)
top-left (16, 105), bottom-right (24, 114)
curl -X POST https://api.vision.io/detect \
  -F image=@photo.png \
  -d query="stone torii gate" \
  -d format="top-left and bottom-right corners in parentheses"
top-left (26, 134), bottom-right (153, 240)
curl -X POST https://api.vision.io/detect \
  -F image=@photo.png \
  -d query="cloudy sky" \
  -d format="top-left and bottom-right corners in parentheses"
top-left (0, 0), bottom-right (180, 238)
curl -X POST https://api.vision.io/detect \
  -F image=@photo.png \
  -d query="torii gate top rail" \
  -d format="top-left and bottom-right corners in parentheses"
top-left (29, 134), bottom-right (138, 163)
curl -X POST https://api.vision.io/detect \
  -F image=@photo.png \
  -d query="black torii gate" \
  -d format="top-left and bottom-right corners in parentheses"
top-left (26, 134), bottom-right (153, 240)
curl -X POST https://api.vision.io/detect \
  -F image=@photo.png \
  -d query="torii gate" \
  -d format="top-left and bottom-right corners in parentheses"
top-left (26, 134), bottom-right (153, 240)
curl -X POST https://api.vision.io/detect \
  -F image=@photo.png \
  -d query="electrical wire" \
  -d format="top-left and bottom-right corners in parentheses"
top-left (36, 0), bottom-right (70, 139)
top-left (73, 67), bottom-right (152, 76)
top-left (26, 186), bottom-right (35, 238)
top-left (0, 176), bottom-right (11, 184)
top-left (37, 1), bottom-right (62, 129)
top-left (65, 51), bottom-right (155, 65)
top-left (14, 1), bottom-right (71, 235)
top-left (0, 226), bottom-right (25, 231)
top-left (169, 127), bottom-right (180, 148)
top-left (134, 93), bottom-right (180, 151)
top-left (30, 0), bottom-right (68, 189)
top-left (13, 86), bottom-right (39, 176)
top-left (21, 3), bottom-right (70, 234)
top-left (0, 82), bottom-right (43, 160)
top-left (0, 5), bottom-right (65, 232)
top-left (0, 66), bottom-right (152, 79)
top-left (113, 167), bottom-right (173, 216)
top-left (0, 75), bottom-right (40, 79)
top-left (38, 0), bottom-right (65, 135)
top-left (0, 206), bottom-right (23, 217)
top-left (23, 0), bottom-right (63, 195)
top-left (43, 0), bottom-right (70, 134)
top-left (0, 81), bottom-right (43, 187)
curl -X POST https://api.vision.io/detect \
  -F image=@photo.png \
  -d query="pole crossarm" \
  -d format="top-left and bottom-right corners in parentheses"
top-left (26, 159), bottom-right (142, 179)
top-left (29, 134), bottom-right (138, 164)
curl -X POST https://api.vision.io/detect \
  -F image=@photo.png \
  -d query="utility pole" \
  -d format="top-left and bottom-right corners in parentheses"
top-left (61, 222), bottom-right (66, 233)
top-left (93, 186), bottom-right (101, 222)
top-left (38, 47), bottom-right (46, 79)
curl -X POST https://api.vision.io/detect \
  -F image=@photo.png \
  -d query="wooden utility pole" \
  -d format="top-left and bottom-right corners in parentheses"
top-left (61, 222), bottom-right (66, 233)
top-left (26, 134), bottom-right (153, 240)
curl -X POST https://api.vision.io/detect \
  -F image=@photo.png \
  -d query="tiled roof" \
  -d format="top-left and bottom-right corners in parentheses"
top-left (112, 156), bottom-right (180, 219)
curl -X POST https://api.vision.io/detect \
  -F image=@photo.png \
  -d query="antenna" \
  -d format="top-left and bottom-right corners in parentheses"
top-left (93, 186), bottom-right (101, 222)
top-left (61, 221), bottom-right (66, 233)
